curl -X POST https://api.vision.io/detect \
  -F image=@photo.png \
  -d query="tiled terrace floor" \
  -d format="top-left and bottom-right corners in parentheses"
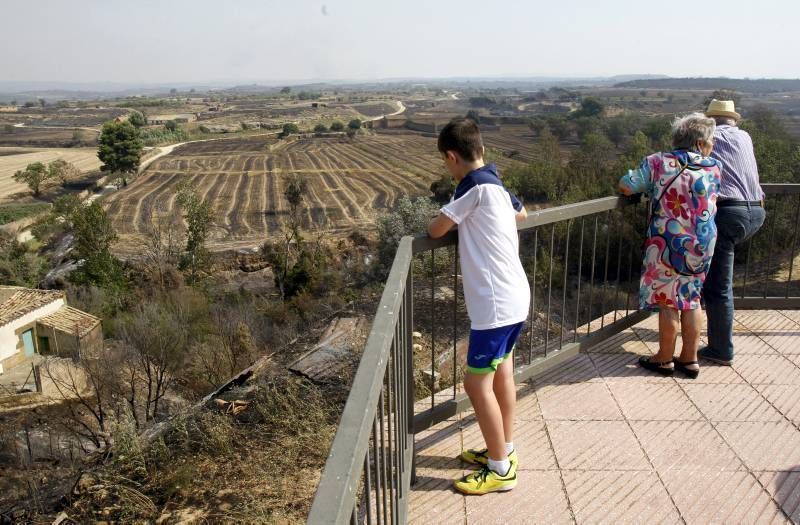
top-left (408, 310), bottom-right (800, 524)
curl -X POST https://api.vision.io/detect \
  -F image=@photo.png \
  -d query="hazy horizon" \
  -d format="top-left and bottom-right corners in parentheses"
top-left (2, 0), bottom-right (798, 84)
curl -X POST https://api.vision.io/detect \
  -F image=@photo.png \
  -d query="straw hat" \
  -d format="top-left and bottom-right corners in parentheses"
top-left (706, 99), bottom-right (741, 121)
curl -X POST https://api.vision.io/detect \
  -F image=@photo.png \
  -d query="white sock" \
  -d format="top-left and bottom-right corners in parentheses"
top-left (488, 457), bottom-right (511, 476)
top-left (505, 442), bottom-right (514, 455)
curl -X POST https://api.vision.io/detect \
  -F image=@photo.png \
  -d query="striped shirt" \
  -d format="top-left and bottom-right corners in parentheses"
top-left (710, 124), bottom-right (764, 201)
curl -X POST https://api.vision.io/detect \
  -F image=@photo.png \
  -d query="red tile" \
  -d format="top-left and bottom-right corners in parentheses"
top-left (537, 381), bottom-right (623, 421)
top-left (716, 422), bottom-right (800, 471)
top-left (607, 382), bottom-right (703, 421)
top-left (546, 420), bottom-right (651, 471)
top-left (683, 383), bottom-right (783, 422)
top-left (661, 469), bottom-right (786, 524)
top-left (630, 420), bottom-right (743, 472)
top-left (563, 470), bottom-right (680, 524)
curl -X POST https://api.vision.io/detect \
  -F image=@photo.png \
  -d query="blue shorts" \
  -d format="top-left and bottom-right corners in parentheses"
top-left (467, 322), bottom-right (524, 374)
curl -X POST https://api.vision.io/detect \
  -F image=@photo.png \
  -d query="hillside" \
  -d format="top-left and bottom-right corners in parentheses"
top-left (615, 77), bottom-right (800, 93)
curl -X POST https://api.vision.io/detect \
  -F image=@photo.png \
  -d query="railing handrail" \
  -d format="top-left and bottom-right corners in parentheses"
top-left (412, 194), bottom-right (641, 253)
top-left (411, 184), bottom-right (797, 254)
top-left (762, 183), bottom-right (800, 195)
top-left (307, 236), bottom-right (413, 524)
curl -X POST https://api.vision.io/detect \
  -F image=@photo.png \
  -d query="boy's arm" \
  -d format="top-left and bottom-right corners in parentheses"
top-left (506, 189), bottom-right (526, 222)
top-left (428, 213), bottom-right (456, 239)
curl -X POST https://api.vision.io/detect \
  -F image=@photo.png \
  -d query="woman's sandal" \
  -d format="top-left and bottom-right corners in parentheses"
top-left (673, 358), bottom-right (700, 379)
top-left (638, 356), bottom-right (675, 376)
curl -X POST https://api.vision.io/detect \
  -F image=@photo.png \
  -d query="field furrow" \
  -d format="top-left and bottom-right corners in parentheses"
top-left (248, 171), bottom-right (266, 235)
top-left (229, 172), bottom-right (253, 235)
top-left (134, 172), bottom-right (187, 234)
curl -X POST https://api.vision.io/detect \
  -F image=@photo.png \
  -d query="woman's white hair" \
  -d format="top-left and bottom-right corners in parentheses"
top-left (671, 112), bottom-right (716, 150)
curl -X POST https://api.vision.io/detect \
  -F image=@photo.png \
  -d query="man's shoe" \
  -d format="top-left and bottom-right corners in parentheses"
top-left (698, 346), bottom-right (733, 366)
top-left (460, 448), bottom-right (518, 467)
top-left (454, 464), bottom-right (517, 495)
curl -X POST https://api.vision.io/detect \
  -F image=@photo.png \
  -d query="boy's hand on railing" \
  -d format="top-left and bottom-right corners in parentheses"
top-left (428, 213), bottom-right (456, 239)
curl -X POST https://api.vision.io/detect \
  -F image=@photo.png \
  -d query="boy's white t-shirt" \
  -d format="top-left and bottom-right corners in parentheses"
top-left (440, 164), bottom-right (530, 330)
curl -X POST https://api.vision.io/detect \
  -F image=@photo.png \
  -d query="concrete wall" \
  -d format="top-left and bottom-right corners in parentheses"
top-left (405, 120), bottom-right (438, 134)
top-left (0, 298), bottom-right (65, 373)
top-left (37, 357), bottom-right (90, 398)
top-left (36, 323), bottom-right (102, 358)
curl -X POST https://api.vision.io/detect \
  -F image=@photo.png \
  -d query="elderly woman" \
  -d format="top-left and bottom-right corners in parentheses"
top-left (619, 113), bottom-right (722, 378)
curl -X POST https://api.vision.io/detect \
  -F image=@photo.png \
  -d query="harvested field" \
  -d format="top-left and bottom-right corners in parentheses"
top-left (0, 147), bottom-right (101, 201)
top-left (0, 107), bottom-right (125, 128)
top-left (482, 125), bottom-right (580, 163)
top-left (104, 135), bottom-right (448, 251)
top-left (482, 125), bottom-right (539, 162)
top-left (0, 127), bottom-right (98, 148)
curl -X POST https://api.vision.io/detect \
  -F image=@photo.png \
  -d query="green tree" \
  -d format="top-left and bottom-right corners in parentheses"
top-left (164, 120), bottom-right (178, 132)
top-left (176, 181), bottom-right (214, 282)
top-left (575, 97), bottom-right (604, 118)
top-left (572, 116), bottom-right (602, 141)
top-left (127, 111), bottom-right (147, 128)
top-left (546, 116), bottom-right (572, 141)
top-left (280, 123), bottom-right (300, 138)
top-left (566, 132), bottom-right (616, 200)
top-left (13, 162), bottom-right (52, 196)
top-left (348, 119), bottom-right (362, 130)
top-left (503, 126), bottom-right (565, 202)
top-left (641, 116), bottom-right (671, 150)
top-left (313, 123), bottom-right (328, 134)
top-left (69, 202), bottom-right (126, 291)
top-left (280, 86), bottom-right (291, 94)
top-left (527, 117), bottom-right (547, 136)
top-left (704, 89), bottom-right (741, 107)
top-left (0, 230), bottom-right (47, 287)
top-left (98, 120), bottom-right (143, 175)
top-left (329, 121), bottom-right (345, 132)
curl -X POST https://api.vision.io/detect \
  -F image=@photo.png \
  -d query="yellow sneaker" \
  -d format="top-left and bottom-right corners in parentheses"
top-left (460, 448), bottom-right (518, 468)
top-left (454, 464), bottom-right (517, 495)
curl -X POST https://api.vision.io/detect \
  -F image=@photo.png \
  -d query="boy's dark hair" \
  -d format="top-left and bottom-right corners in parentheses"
top-left (437, 117), bottom-right (483, 161)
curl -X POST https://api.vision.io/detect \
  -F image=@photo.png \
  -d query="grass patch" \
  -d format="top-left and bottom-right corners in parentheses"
top-left (0, 203), bottom-right (50, 225)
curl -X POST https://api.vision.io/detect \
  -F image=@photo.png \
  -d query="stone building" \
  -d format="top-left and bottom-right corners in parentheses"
top-left (0, 286), bottom-right (102, 374)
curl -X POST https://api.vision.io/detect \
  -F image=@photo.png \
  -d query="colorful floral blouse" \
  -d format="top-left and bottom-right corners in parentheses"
top-left (619, 150), bottom-right (722, 311)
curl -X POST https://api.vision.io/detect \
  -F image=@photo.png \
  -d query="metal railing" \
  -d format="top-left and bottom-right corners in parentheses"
top-left (308, 183), bottom-right (800, 524)
top-left (733, 184), bottom-right (800, 308)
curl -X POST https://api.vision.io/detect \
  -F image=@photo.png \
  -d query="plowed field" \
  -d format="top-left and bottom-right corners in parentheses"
top-left (104, 134), bottom-right (447, 250)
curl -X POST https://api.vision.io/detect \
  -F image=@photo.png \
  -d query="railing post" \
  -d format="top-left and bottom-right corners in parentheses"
top-left (405, 268), bottom-right (416, 487)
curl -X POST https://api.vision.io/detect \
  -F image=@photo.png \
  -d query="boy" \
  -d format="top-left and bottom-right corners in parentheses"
top-left (428, 118), bottom-right (529, 495)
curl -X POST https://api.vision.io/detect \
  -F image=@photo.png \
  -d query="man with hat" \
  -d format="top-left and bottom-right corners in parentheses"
top-left (701, 99), bottom-right (766, 365)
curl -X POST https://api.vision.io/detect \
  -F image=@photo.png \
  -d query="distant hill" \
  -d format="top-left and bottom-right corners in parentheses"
top-left (614, 77), bottom-right (800, 93)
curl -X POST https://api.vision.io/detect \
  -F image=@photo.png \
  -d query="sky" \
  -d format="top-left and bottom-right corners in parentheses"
top-left (2, 0), bottom-right (798, 85)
